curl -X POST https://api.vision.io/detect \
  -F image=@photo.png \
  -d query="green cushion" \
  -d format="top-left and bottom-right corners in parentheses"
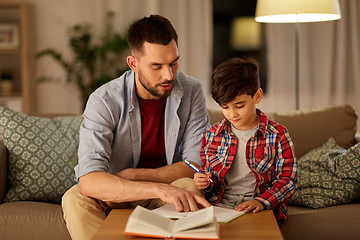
top-left (288, 138), bottom-right (360, 208)
top-left (0, 106), bottom-right (82, 203)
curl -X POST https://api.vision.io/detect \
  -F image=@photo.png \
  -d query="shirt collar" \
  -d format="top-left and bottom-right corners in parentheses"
top-left (214, 108), bottom-right (269, 137)
top-left (257, 108), bottom-right (269, 136)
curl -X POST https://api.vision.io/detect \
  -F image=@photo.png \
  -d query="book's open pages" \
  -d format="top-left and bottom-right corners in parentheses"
top-left (124, 205), bottom-right (219, 239)
top-left (172, 206), bottom-right (216, 232)
top-left (152, 204), bottom-right (245, 223)
top-left (126, 204), bottom-right (175, 237)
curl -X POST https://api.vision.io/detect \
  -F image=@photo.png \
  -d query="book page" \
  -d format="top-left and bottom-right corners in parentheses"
top-left (125, 206), bottom-right (219, 240)
top-left (152, 204), bottom-right (194, 218)
top-left (173, 206), bottom-right (215, 233)
top-left (152, 204), bottom-right (244, 223)
top-left (174, 221), bottom-right (219, 239)
top-left (125, 206), bottom-right (174, 237)
top-left (213, 206), bottom-right (245, 223)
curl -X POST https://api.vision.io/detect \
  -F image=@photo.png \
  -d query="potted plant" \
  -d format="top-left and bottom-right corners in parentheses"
top-left (0, 70), bottom-right (14, 94)
top-left (36, 11), bottom-right (129, 108)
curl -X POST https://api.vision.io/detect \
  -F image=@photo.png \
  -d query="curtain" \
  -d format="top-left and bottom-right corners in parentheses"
top-left (34, 0), bottom-right (213, 114)
top-left (262, 0), bottom-right (360, 129)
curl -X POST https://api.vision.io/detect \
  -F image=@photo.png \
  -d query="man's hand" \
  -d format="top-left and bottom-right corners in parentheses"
top-left (193, 172), bottom-right (212, 190)
top-left (235, 200), bottom-right (264, 213)
top-left (158, 184), bottom-right (211, 212)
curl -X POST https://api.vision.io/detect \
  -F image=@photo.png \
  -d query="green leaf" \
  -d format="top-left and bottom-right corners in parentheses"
top-left (36, 11), bottom-right (129, 108)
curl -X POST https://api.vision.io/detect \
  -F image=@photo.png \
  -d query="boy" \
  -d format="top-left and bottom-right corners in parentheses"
top-left (193, 57), bottom-right (298, 220)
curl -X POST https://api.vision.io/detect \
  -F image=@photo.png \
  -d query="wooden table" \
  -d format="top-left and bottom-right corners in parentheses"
top-left (92, 208), bottom-right (284, 240)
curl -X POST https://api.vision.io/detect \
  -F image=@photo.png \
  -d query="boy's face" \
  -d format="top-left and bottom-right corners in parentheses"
top-left (220, 88), bottom-right (263, 131)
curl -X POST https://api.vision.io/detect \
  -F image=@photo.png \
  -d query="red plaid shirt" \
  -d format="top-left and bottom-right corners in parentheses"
top-left (200, 109), bottom-right (298, 220)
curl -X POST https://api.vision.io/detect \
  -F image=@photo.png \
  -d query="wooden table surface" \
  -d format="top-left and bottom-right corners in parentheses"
top-left (92, 208), bottom-right (284, 240)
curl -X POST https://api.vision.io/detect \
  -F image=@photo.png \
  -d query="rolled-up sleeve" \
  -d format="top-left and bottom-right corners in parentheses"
top-left (177, 78), bottom-right (210, 166)
top-left (75, 94), bottom-right (116, 180)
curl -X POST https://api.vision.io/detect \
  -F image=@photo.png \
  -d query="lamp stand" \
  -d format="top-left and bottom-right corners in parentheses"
top-left (255, 0), bottom-right (342, 110)
top-left (295, 21), bottom-right (300, 110)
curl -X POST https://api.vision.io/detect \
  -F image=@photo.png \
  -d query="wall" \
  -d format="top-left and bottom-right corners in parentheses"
top-left (7, 0), bottom-right (359, 133)
top-left (22, 0), bottom-right (212, 114)
top-left (262, 0), bottom-right (360, 131)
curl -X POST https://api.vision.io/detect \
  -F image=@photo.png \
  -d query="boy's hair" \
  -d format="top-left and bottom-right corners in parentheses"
top-left (127, 15), bottom-right (178, 53)
top-left (212, 57), bottom-right (260, 105)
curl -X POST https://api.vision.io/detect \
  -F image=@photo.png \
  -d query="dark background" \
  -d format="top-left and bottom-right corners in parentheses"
top-left (212, 0), bottom-right (267, 92)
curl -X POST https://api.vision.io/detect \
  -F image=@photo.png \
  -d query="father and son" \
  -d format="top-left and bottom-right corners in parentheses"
top-left (62, 15), bottom-right (298, 240)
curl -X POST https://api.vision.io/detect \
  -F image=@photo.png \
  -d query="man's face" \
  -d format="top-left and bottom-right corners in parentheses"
top-left (128, 39), bottom-right (179, 100)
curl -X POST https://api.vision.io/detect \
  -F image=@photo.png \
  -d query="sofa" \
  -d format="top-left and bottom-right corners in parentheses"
top-left (0, 104), bottom-right (359, 240)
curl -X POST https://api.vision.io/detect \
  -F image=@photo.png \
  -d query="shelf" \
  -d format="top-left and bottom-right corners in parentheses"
top-left (0, 49), bottom-right (21, 54)
top-left (0, 92), bottom-right (21, 98)
top-left (0, 2), bottom-right (35, 113)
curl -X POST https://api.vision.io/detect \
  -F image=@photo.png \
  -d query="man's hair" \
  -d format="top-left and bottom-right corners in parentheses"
top-left (127, 15), bottom-right (178, 53)
top-left (212, 57), bottom-right (260, 105)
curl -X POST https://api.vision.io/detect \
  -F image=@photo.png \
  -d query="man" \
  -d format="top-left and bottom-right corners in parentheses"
top-left (62, 15), bottom-right (211, 240)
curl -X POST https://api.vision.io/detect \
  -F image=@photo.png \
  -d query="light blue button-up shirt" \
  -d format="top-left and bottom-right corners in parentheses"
top-left (75, 70), bottom-right (210, 180)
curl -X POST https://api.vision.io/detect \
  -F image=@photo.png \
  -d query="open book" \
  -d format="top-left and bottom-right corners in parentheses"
top-left (152, 204), bottom-right (245, 223)
top-left (124, 205), bottom-right (219, 239)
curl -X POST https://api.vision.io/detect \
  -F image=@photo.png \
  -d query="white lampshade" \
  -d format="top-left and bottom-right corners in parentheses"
top-left (255, 0), bottom-right (341, 23)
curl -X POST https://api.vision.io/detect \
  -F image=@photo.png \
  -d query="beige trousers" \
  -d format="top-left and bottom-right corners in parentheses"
top-left (62, 177), bottom-right (200, 240)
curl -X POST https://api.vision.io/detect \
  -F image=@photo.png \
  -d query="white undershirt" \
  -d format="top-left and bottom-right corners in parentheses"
top-left (217, 124), bottom-right (258, 209)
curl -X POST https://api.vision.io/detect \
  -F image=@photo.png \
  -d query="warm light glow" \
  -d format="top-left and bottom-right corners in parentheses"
top-left (255, 0), bottom-right (341, 23)
top-left (230, 17), bottom-right (261, 50)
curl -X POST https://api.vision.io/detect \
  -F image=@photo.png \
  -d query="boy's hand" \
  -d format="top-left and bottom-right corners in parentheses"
top-left (193, 172), bottom-right (212, 190)
top-left (235, 200), bottom-right (264, 213)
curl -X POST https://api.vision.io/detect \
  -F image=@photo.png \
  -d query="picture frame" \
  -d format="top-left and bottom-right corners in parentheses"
top-left (0, 24), bottom-right (19, 49)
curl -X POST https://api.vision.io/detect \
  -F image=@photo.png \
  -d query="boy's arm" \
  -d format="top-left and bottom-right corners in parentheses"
top-left (199, 135), bottom-right (224, 203)
top-left (254, 130), bottom-right (298, 209)
top-left (235, 199), bottom-right (264, 213)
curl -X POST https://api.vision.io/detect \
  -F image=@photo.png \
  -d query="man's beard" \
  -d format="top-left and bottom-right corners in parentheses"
top-left (138, 71), bottom-right (175, 99)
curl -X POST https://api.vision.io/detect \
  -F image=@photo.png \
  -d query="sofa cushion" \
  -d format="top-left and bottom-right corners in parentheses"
top-left (0, 140), bottom-right (7, 203)
top-left (268, 105), bottom-right (357, 158)
top-left (288, 137), bottom-right (360, 208)
top-left (0, 201), bottom-right (71, 240)
top-left (209, 105), bottom-right (357, 158)
top-left (208, 109), bottom-right (224, 125)
top-left (279, 204), bottom-right (360, 240)
top-left (0, 106), bottom-right (82, 203)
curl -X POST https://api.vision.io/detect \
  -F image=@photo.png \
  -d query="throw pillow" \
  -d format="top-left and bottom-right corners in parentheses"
top-left (288, 138), bottom-right (360, 208)
top-left (0, 106), bottom-right (83, 203)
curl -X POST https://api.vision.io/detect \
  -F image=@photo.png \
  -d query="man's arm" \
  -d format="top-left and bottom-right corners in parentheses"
top-left (180, 79), bottom-right (211, 166)
top-left (79, 171), bottom-right (210, 211)
top-left (116, 161), bottom-right (196, 184)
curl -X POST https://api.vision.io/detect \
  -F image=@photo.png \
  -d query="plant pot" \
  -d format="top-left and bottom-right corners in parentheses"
top-left (0, 80), bottom-right (13, 94)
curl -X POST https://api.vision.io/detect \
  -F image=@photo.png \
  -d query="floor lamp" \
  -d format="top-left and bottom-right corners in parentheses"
top-left (255, 0), bottom-right (341, 110)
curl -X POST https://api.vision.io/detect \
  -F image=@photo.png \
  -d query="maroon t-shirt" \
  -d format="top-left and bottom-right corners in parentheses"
top-left (137, 96), bottom-right (167, 168)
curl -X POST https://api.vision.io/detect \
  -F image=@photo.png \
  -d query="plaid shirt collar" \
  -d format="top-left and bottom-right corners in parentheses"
top-left (214, 108), bottom-right (268, 136)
